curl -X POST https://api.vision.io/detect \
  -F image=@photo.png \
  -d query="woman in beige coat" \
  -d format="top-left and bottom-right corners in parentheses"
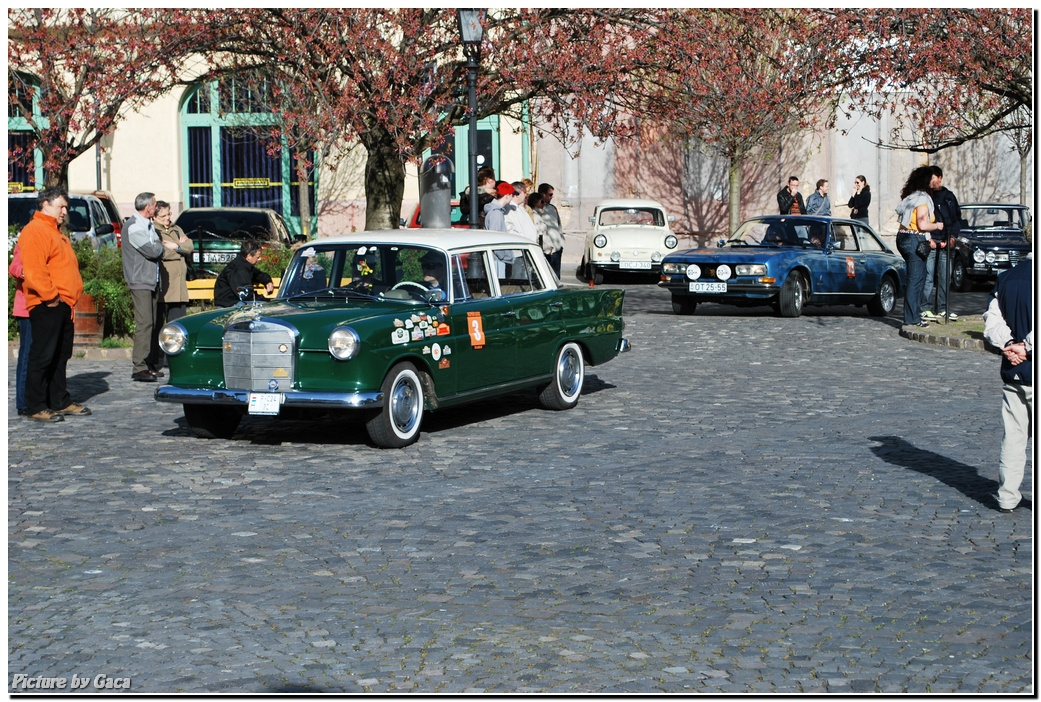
top-left (154, 200), bottom-right (194, 323)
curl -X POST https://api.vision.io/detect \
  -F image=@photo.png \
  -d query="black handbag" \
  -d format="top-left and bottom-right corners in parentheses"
top-left (914, 240), bottom-right (931, 261)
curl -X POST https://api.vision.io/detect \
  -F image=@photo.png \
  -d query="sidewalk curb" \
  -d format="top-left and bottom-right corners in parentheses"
top-left (8, 340), bottom-right (133, 362)
top-left (899, 325), bottom-right (992, 352)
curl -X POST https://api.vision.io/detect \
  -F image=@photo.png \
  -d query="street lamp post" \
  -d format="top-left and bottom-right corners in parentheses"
top-left (458, 9), bottom-right (485, 229)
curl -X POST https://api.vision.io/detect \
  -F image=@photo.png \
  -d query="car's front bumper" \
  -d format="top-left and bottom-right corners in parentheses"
top-left (965, 261), bottom-right (1018, 280)
top-left (155, 385), bottom-right (383, 409)
top-left (590, 260), bottom-right (662, 273)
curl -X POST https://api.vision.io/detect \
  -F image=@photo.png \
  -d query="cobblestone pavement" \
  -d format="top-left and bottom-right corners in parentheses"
top-left (8, 280), bottom-right (1032, 694)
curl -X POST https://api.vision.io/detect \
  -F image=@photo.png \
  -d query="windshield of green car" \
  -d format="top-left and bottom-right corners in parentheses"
top-left (280, 243), bottom-right (451, 301)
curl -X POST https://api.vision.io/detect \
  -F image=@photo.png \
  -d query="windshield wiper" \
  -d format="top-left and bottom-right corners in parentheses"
top-left (284, 286), bottom-right (380, 302)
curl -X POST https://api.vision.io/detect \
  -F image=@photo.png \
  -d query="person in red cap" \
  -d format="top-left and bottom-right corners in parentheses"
top-left (483, 181), bottom-right (515, 232)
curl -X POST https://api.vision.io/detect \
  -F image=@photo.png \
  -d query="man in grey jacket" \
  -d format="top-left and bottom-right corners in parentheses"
top-left (122, 192), bottom-right (176, 381)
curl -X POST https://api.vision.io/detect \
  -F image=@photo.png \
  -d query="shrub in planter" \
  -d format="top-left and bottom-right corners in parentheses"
top-left (74, 239), bottom-right (135, 338)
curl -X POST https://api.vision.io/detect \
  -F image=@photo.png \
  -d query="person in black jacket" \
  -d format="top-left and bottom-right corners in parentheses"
top-left (213, 240), bottom-right (274, 307)
top-left (923, 166), bottom-right (961, 320)
top-left (776, 176), bottom-right (805, 215)
top-left (983, 247), bottom-right (1033, 513)
top-left (847, 175), bottom-right (871, 224)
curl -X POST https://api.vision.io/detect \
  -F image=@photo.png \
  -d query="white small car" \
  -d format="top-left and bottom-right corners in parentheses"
top-left (582, 198), bottom-right (678, 284)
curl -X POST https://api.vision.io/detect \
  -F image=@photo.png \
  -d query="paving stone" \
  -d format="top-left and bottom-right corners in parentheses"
top-left (7, 283), bottom-right (1031, 693)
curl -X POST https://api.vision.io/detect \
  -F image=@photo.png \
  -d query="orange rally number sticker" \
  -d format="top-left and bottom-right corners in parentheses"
top-left (846, 256), bottom-right (856, 278)
top-left (467, 311), bottom-right (485, 349)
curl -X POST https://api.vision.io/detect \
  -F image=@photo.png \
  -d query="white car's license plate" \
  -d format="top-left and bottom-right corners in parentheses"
top-left (619, 261), bottom-right (651, 270)
top-left (248, 392), bottom-right (282, 415)
top-left (201, 252), bottom-right (235, 263)
top-left (690, 281), bottom-right (727, 293)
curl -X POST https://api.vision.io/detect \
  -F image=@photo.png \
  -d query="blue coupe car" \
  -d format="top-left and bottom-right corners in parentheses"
top-left (658, 215), bottom-right (906, 317)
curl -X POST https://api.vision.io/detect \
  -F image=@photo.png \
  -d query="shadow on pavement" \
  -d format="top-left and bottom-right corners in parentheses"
top-left (67, 371), bottom-right (112, 404)
top-left (162, 374), bottom-right (616, 446)
top-left (867, 434), bottom-right (1004, 510)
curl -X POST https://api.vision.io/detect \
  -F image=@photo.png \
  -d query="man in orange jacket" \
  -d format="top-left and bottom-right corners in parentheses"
top-left (20, 187), bottom-right (92, 423)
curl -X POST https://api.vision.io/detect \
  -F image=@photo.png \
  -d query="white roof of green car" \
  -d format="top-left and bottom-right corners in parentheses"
top-left (309, 229), bottom-right (536, 253)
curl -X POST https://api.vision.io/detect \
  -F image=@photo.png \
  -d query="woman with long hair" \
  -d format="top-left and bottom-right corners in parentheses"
top-left (895, 166), bottom-right (945, 327)
top-left (848, 175), bottom-right (871, 224)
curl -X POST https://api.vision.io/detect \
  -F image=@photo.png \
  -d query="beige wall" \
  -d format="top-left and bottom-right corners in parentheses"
top-left (67, 88), bottom-right (188, 219)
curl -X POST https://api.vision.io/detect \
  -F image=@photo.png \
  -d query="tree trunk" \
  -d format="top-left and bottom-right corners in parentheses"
top-left (362, 129), bottom-right (406, 231)
top-left (42, 146), bottom-right (70, 190)
top-left (296, 154), bottom-right (311, 239)
top-left (727, 156), bottom-right (742, 236)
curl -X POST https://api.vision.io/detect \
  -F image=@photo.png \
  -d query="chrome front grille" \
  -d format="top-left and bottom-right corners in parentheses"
top-left (222, 320), bottom-right (297, 392)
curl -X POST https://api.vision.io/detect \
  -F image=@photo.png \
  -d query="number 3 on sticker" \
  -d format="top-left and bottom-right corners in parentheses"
top-left (467, 311), bottom-right (485, 348)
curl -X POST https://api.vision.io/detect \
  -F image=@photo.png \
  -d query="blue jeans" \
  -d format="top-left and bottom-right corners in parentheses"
top-left (16, 316), bottom-right (31, 412)
top-left (897, 232), bottom-right (928, 325)
top-left (923, 248), bottom-right (948, 313)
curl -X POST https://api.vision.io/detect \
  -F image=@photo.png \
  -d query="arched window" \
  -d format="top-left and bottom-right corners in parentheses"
top-left (180, 78), bottom-right (316, 235)
top-left (8, 73), bottom-right (45, 192)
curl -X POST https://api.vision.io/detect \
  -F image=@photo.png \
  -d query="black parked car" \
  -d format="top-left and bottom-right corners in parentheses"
top-left (174, 207), bottom-right (292, 278)
top-left (951, 203), bottom-right (1031, 291)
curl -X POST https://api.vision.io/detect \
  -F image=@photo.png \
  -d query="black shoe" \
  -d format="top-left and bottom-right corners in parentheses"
top-left (149, 367), bottom-right (166, 378)
top-left (132, 371), bottom-right (158, 382)
top-left (17, 409), bottom-right (29, 416)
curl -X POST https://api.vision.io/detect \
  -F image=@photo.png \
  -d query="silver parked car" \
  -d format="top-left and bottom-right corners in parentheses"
top-left (8, 192), bottom-right (115, 248)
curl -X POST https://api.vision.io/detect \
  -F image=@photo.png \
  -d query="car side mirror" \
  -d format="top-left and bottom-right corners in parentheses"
top-left (717, 239), bottom-right (726, 248)
top-left (588, 215), bottom-right (595, 224)
top-left (667, 215), bottom-right (677, 223)
top-left (96, 223), bottom-right (114, 236)
top-left (425, 288), bottom-right (447, 303)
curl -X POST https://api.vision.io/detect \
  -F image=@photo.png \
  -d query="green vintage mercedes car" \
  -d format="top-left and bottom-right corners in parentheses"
top-left (155, 230), bottom-right (630, 447)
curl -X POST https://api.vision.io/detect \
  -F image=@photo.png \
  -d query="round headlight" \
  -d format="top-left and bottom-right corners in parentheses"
top-left (686, 264), bottom-right (701, 280)
top-left (328, 327), bottom-right (360, 360)
top-left (985, 251), bottom-right (997, 264)
top-left (665, 235), bottom-right (678, 249)
top-left (651, 251), bottom-right (662, 262)
top-left (158, 322), bottom-right (187, 355)
top-left (716, 264), bottom-right (732, 281)
top-left (593, 234), bottom-right (608, 248)
top-left (973, 249), bottom-right (986, 263)
top-left (610, 251), bottom-right (620, 262)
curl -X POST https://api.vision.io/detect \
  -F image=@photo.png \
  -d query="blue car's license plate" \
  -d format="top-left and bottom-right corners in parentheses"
top-left (690, 282), bottom-right (726, 293)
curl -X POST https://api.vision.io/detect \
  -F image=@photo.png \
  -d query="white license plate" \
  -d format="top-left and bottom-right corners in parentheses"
top-left (690, 281), bottom-right (727, 293)
top-left (201, 252), bottom-right (235, 263)
top-left (248, 392), bottom-right (282, 415)
top-left (619, 261), bottom-right (652, 270)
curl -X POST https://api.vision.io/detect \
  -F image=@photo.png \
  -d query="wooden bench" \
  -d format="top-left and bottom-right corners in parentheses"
top-left (187, 278), bottom-right (281, 302)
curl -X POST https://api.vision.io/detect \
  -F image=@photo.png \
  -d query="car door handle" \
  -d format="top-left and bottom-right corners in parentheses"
top-left (549, 301), bottom-right (564, 309)
top-left (501, 311), bottom-right (516, 318)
